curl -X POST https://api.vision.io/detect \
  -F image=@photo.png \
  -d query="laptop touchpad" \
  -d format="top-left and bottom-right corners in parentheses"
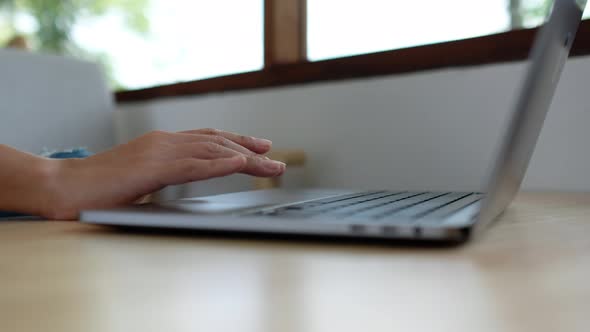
top-left (156, 200), bottom-right (271, 214)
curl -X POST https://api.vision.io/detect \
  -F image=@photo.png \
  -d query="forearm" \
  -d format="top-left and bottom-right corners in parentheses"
top-left (0, 145), bottom-right (58, 217)
top-left (0, 129), bottom-right (283, 220)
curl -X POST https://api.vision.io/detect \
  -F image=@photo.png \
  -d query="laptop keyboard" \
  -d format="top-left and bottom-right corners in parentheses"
top-left (244, 191), bottom-right (483, 222)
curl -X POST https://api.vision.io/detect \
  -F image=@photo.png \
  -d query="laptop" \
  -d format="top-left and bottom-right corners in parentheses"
top-left (81, 0), bottom-right (587, 243)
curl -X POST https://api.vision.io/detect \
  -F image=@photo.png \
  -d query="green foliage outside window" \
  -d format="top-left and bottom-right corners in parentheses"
top-left (0, 0), bottom-right (150, 88)
top-left (511, 0), bottom-right (554, 28)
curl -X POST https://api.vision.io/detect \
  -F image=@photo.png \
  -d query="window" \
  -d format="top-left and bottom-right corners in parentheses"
top-left (307, 0), bottom-right (590, 61)
top-left (3, 0), bottom-right (589, 99)
top-left (0, 0), bottom-right (264, 90)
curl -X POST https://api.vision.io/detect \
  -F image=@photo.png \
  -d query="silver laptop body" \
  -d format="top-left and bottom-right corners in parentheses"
top-left (81, 0), bottom-right (587, 243)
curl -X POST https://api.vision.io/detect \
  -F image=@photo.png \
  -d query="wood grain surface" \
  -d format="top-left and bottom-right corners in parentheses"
top-left (1, 192), bottom-right (589, 332)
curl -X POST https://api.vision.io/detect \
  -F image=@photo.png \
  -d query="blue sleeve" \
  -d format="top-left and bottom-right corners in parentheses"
top-left (0, 211), bottom-right (27, 219)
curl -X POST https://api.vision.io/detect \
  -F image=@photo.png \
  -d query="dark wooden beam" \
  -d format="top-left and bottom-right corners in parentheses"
top-left (116, 20), bottom-right (590, 103)
top-left (264, 0), bottom-right (307, 67)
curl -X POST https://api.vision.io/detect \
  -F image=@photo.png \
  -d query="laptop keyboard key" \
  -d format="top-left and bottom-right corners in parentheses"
top-left (386, 193), bottom-right (473, 219)
top-left (242, 191), bottom-right (484, 225)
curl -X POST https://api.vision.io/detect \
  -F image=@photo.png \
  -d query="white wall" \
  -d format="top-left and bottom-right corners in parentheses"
top-left (116, 56), bottom-right (590, 196)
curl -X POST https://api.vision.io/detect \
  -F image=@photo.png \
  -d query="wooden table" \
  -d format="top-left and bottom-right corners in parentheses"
top-left (1, 192), bottom-right (589, 332)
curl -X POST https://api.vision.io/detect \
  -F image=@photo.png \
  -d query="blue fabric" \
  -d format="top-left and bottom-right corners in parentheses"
top-left (0, 211), bottom-right (27, 219)
top-left (47, 148), bottom-right (93, 159)
top-left (0, 148), bottom-right (93, 220)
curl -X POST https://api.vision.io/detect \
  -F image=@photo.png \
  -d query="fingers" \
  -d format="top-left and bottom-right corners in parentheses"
top-left (163, 156), bottom-right (247, 185)
top-left (175, 142), bottom-right (286, 177)
top-left (241, 156), bottom-right (286, 177)
top-left (180, 128), bottom-right (272, 154)
top-left (153, 129), bottom-right (272, 155)
top-left (174, 142), bottom-right (237, 159)
top-left (144, 129), bottom-right (284, 181)
top-left (167, 133), bottom-right (258, 156)
top-left (202, 134), bottom-right (259, 156)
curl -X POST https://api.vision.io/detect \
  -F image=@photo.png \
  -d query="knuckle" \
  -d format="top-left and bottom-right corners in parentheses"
top-left (240, 135), bottom-right (254, 145)
top-left (201, 128), bottom-right (219, 136)
top-left (202, 142), bottom-right (223, 154)
top-left (248, 155), bottom-right (261, 164)
top-left (213, 135), bottom-right (229, 146)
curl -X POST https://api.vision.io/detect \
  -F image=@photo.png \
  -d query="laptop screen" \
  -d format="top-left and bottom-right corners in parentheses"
top-left (478, 0), bottom-right (587, 229)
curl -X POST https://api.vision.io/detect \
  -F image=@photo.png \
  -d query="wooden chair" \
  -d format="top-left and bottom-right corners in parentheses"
top-left (254, 149), bottom-right (306, 189)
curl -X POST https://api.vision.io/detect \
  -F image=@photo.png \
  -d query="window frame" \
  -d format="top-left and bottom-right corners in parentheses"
top-left (115, 0), bottom-right (590, 103)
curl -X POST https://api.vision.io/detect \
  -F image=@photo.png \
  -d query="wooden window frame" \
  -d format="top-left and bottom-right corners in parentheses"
top-left (264, 0), bottom-right (307, 67)
top-left (115, 1), bottom-right (590, 103)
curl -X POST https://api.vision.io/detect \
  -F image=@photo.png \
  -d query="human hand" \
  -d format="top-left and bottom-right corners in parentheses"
top-left (42, 129), bottom-right (285, 220)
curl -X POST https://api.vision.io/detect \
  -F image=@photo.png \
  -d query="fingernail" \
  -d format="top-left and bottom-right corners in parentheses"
top-left (258, 139), bottom-right (272, 148)
top-left (263, 160), bottom-right (284, 171)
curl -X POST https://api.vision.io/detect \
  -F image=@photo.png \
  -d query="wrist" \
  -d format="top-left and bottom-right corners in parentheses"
top-left (0, 145), bottom-right (62, 217)
top-left (33, 157), bottom-right (88, 220)
top-left (34, 158), bottom-right (69, 219)
top-left (36, 158), bottom-right (88, 220)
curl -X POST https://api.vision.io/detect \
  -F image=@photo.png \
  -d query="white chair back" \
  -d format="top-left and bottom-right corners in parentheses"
top-left (0, 49), bottom-right (114, 154)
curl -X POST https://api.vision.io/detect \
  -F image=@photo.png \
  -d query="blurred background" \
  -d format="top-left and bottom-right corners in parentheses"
top-left (2, 0), bottom-right (590, 198)
top-left (2, 0), bottom-right (588, 91)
